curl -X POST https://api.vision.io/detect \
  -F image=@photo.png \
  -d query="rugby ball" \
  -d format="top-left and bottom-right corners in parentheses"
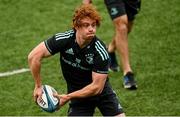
top-left (37, 85), bottom-right (59, 113)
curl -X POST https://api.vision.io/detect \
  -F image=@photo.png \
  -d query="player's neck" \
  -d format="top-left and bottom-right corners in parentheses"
top-left (76, 33), bottom-right (92, 49)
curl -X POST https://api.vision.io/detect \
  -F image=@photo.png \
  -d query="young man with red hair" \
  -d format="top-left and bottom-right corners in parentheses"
top-left (28, 4), bottom-right (125, 116)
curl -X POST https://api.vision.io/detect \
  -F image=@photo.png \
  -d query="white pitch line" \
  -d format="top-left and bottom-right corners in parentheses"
top-left (0, 68), bottom-right (30, 77)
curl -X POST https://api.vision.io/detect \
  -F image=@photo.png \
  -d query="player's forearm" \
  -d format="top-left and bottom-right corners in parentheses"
top-left (28, 42), bottom-right (51, 87)
top-left (32, 61), bottom-right (42, 88)
top-left (67, 84), bottom-right (102, 99)
top-left (67, 73), bottom-right (107, 99)
top-left (28, 54), bottom-right (42, 87)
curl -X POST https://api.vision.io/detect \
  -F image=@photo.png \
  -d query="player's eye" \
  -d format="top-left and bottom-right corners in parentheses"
top-left (82, 23), bottom-right (89, 28)
top-left (81, 23), bottom-right (96, 28)
top-left (91, 23), bottom-right (96, 28)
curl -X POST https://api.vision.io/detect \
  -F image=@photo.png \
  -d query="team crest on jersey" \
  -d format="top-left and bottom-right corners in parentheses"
top-left (75, 58), bottom-right (81, 64)
top-left (85, 54), bottom-right (94, 64)
top-left (65, 48), bottom-right (74, 55)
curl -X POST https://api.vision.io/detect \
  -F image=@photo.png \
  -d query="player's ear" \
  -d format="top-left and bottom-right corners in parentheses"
top-left (74, 26), bottom-right (79, 30)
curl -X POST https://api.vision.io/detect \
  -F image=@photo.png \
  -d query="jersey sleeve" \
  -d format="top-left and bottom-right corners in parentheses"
top-left (44, 36), bottom-right (61, 55)
top-left (93, 40), bottom-right (109, 74)
top-left (44, 29), bottom-right (74, 55)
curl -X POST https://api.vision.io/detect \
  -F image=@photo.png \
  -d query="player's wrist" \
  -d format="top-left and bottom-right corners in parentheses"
top-left (35, 84), bottom-right (42, 88)
top-left (66, 94), bottom-right (72, 100)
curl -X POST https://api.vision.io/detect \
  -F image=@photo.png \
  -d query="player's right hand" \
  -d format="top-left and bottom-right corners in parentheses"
top-left (33, 86), bottom-right (43, 103)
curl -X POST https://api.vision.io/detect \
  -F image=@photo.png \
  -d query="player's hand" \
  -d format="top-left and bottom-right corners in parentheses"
top-left (33, 86), bottom-right (43, 103)
top-left (53, 94), bottom-right (70, 107)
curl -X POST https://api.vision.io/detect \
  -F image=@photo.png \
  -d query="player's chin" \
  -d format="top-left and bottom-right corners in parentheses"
top-left (86, 35), bottom-right (95, 39)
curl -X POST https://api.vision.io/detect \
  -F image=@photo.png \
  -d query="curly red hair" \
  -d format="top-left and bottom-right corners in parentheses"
top-left (72, 4), bottom-right (101, 28)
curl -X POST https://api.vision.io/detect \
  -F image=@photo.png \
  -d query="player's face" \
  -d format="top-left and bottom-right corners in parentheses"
top-left (78, 17), bottom-right (97, 40)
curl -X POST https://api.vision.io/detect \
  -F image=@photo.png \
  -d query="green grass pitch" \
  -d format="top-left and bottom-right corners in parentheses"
top-left (0, 0), bottom-right (179, 116)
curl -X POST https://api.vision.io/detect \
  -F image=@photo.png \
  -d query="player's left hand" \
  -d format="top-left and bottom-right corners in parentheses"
top-left (53, 94), bottom-right (70, 108)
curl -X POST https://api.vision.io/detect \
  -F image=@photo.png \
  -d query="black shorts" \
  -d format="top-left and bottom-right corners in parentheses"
top-left (67, 83), bottom-right (124, 116)
top-left (104, 0), bottom-right (141, 21)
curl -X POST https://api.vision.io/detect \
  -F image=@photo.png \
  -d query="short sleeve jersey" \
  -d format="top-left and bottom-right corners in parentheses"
top-left (44, 29), bottom-right (109, 93)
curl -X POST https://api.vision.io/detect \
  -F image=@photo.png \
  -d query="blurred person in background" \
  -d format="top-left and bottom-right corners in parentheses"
top-left (83, 0), bottom-right (141, 89)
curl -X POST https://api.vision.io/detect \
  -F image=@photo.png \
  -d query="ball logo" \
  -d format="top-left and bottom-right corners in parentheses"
top-left (38, 97), bottom-right (46, 107)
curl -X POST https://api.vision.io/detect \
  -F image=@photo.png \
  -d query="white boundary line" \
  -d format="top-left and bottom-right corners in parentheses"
top-left (0, 68), bottom-right (30, 77)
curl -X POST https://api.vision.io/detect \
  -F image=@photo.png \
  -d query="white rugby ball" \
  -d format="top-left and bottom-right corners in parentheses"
top-left (37, 85), bottom-right (59, 113)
